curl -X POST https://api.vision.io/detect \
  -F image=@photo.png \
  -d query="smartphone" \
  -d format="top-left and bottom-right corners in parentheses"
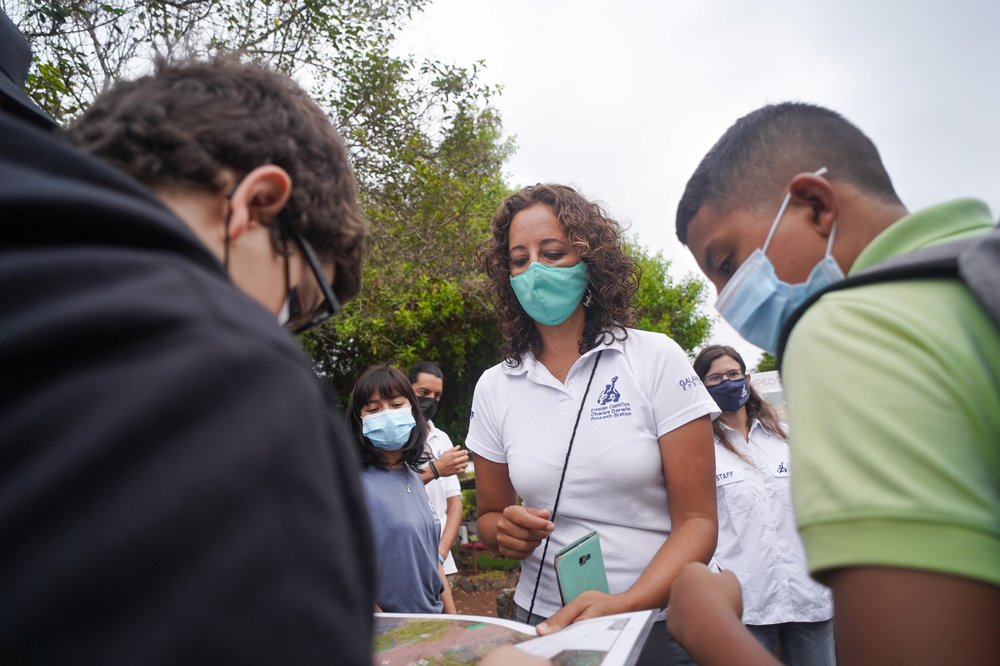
top-left (554, 530), bottom-right (609, 605)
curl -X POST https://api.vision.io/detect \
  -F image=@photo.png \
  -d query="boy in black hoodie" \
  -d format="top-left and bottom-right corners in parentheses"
top-left (0, 51), bottom-right (374, 664)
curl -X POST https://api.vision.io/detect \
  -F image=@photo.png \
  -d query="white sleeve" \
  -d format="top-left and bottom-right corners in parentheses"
top-left (428, 428), bottom-right (454, 458)
top-left (441, 471), bottom-right (462, 499)
top-left (640, 332), bottom-right (720, 436)
top-left (465, 365), bottom-right (506, 464)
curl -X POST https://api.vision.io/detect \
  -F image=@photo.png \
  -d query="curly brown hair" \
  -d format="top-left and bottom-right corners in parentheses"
top-left (64, 56), bottom-right (368, 303)
top-left (477, 184), bottom-right (639, 364)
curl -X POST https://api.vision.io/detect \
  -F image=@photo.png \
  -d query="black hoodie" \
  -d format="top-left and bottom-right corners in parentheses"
top-left (0, 112), bottom-right (375, 664)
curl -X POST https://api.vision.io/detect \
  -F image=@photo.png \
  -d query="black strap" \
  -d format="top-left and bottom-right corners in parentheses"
top-left (526, 349), bottom-right (603, 621)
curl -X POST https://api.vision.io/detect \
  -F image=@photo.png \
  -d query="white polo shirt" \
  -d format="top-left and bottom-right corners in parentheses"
top-left (422, 422), bottom-right (462, 575)
top-left (467, 327), bottom-right (719, 617)
top-left (712, 419), bottom-right (833, 625)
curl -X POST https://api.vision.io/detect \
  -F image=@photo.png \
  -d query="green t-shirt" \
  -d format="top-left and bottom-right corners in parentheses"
top-left (785, 199), bottom-right (1000, 586)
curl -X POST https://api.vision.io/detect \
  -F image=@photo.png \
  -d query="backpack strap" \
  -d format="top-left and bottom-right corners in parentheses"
top-left (959, 225), bottom-right (1000, 330)
top-left (775, 226), bottom-right (1000, 372)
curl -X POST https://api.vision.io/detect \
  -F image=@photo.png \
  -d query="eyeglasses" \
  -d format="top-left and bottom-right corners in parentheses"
top-left (277, 216), bottom-right (342, 335)
top-left (224, 190), bottom-right (341, 334)
top-left (704, 369), bottom-right (744, 386)
top-left (288, 232), bottom-right (342, 335)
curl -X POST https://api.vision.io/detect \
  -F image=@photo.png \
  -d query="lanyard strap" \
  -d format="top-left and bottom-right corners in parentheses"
top-left (526, 349), bottom-right (603, 620)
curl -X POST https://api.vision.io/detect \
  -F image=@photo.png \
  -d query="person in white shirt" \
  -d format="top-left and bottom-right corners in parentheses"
top-left (409, 361), bottom-right (468, 581)
top-left (693, 345), bottom-right (834, 665)
top-left (468, 183), bottom-right (719, 666)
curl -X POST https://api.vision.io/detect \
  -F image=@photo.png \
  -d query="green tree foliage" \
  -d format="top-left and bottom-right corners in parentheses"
top-left (6, 0), bottom-right (430, 123)
top-left (7, 0), bottom-right (715, 442)
top-left (753, 352), bottom-right (777, 373)
top-left (628, 242), bottom-right (712, 355)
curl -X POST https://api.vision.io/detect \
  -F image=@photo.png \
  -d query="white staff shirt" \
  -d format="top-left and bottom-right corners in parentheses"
top-left (712, 419), bottom-right (834, 625)
top-left (467, 328), bottom-right (719, 617)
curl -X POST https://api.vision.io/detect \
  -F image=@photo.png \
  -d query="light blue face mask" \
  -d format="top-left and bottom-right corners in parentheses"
top-left (362, 406), bottom-right (416, 451)
top-left (510, 261), bottom-right (589, 326)
top-left (715, 167), bottom-right (845, 355)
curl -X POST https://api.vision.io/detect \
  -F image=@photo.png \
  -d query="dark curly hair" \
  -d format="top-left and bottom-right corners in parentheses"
top-left (346, 364), bottom-right (430, 472)
top-left (64, 56), bottom-right (368, 303)
top-left (477, 184), bottom-right (639, 364)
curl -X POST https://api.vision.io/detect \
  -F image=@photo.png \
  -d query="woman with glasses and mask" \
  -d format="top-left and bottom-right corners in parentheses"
top-left (346, 364), bottom-right (456, 614)
top-left (468, 184), bottom-right (719, 666)
top-left (692, 345), bottom-right (834, 666)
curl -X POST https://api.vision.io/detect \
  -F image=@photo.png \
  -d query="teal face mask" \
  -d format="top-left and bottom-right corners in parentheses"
top-left (510, 261), bottom-right (589, 326)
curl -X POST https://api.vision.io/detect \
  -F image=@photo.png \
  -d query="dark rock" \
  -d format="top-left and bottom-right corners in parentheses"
top-left (495, 588), bottom-right (517, 620)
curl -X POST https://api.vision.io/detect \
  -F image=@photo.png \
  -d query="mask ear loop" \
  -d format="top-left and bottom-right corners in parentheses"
top-left (223, 188), bottom-right (236, 271)
top-left (279, 212), bottom-right (291, 311)
top-left (761, 192), bottom-right (793, 255)
top-left (762, 166), bottom-right (829, 256)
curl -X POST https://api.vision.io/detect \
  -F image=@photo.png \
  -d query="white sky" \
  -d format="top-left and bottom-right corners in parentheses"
top-left (395, 0), bottom-right (1000, 368)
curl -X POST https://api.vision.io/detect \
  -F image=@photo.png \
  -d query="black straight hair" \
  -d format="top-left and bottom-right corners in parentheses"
top-left (407, 360), bottom-right (443, 384)
top-left (676, 102), bottom-right (902, 245)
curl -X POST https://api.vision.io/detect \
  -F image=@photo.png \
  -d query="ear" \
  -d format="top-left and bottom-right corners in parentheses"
top-left (226, 165), bottom-right (293, 241)
top-left (787, 171), bottom-right (839, 239)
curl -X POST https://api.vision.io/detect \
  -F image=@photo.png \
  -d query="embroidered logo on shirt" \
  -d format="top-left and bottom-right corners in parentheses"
top-left (678, 375), bottom-right (701, 391)
top-left (590, 375), bottom-right (631, 421)
top-left (597, 376), bottom-right (621, 405)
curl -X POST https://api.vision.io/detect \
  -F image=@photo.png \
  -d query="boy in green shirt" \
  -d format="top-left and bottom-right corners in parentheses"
top-left (670, 102), bottom-right (999, 666)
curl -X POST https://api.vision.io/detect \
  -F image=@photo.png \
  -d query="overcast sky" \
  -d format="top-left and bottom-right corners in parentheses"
top-left (395, 0), bottom-right (1000, 368)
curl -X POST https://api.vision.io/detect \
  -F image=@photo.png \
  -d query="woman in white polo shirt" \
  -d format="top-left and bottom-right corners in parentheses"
top-left (468, 184), bottom-right (719, 665)
top-left (693, 345), bottom-right (834, 665)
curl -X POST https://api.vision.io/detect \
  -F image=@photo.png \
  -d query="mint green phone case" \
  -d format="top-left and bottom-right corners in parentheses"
top-left (554, 530), bottom-right (609, 605)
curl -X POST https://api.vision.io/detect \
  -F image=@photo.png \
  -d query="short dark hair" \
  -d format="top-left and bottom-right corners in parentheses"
top-left (476, 183), bottom-right (639, 364)
top-left (676, 102), bottom-right (902, 245)
top-left (407, 361), bottom-right (443, 384)
top-left (64, 57), bottom-right (368, 303)
top-left (346, 364), bottom-right (429, 471)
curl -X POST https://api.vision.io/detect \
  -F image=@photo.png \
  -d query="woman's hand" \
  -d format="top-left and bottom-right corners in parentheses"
top-left (535, 590), bottom-right (631, 634)
top-left (494, 505), bottom-right (554, 560)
